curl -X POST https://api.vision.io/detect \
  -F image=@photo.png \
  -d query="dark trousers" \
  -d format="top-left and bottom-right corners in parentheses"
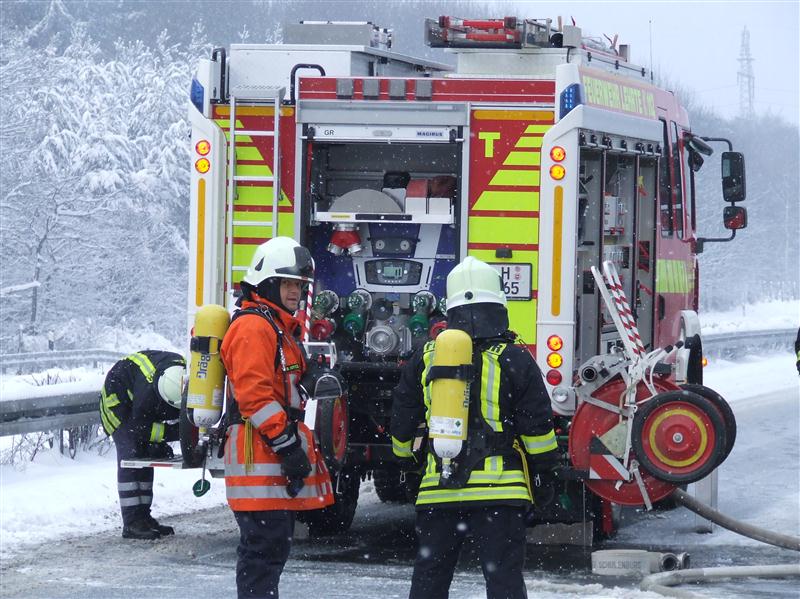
top-left (409, 505), bottom-right (528, 599)
top-left (112, 426), bottom-right (153, 526)
top-left (234, 510), bottom-right (295, 599)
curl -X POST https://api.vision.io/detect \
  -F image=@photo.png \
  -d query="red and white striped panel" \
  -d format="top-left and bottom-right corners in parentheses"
top-left (589, 453), bottom-right (630, 480)
top-left (602, 262), bottom-right (646, 357)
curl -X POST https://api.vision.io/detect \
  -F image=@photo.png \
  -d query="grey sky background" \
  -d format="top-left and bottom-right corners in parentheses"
top-left (500, 0), bottom-right (799, 124)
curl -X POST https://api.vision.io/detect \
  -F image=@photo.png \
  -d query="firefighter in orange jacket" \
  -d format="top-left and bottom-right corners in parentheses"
top-left (221, 236), bottom-right (333, 599)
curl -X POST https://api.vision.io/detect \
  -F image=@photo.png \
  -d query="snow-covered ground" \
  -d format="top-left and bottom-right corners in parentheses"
top-left (700, 298), bottom-right (798, 335)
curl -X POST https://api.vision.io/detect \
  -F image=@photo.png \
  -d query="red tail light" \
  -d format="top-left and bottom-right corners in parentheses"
top-left (546, 369), bottom-right (562, 385)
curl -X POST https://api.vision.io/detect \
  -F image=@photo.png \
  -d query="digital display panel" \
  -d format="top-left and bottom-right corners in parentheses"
top-left (382, 264), bottom-right (405, 280)
top-left (365, 260), bottom-right (422, 286)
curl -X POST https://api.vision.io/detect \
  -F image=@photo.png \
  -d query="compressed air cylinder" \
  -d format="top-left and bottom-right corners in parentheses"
top-left (186, 304), bottom-right (230, 428)
top-left (428, 328), bottom-right (472, 476)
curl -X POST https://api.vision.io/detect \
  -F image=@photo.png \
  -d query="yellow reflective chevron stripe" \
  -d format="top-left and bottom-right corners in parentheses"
top-left (480, 344), bottom-right (505, 432)
top-left (235, 146), bottom-right (263, 161)
top-left (420, 468), bottom-right (526, 488)
top-left (126, 353), bottom-right (157, 383)
top-left (99, 388), bottom-right (121, 434)
top-left (420, 341), bottom-right (436, 415)
top-left (488, 169), bottom-right (540, 187)
top-left (514, 135), bottom-right (543, 148)
top-left (416, 484), bottom-right (531, 505)
top-left (472, 190), bottom-right (539, 212)
top-left (524, 124), bottom-right (552, 134)
top-left (392, 436), bottom-right (413, 458)
top-left (150, 422), bottom-right (166, 443)
top-left (503, 151), bottom-right (540, 166)
top-left (468, 216), bottom-right (539, 246)
top-left (521, 430), bottom-right (558, 454)
top-left (656, 259), bottom-right (694, 294)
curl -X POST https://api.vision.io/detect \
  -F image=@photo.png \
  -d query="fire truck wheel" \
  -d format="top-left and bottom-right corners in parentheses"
top-left (373, 466), bottom-right (410, 503)
top-left (316, 395), bottom-right (349, 471)
top-left (179, 389), bottom-right (203, 468)
top-left (301, 469), bottom-right (360, 537)
top-left (680, 383), bottom-right (737, 463)
top-left (632, 391), bottom-right (726, 485)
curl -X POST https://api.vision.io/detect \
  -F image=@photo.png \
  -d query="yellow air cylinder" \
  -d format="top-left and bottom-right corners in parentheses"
top-left (428, 328), bottom-right (473, 477)
top-left (186, 304), bottom-right (230, 428)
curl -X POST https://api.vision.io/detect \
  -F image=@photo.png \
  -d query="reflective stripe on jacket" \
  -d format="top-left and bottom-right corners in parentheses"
top-left (221, 297), bottom-right (333, 511)
top-left (99, 350), bottom-right (184, 436)
top-left (224, 421), bottom-right (333, 510)
top-left (391, 336), bottom-right (557, 509)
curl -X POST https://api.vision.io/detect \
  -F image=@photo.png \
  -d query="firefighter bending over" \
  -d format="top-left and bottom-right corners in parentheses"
top-left (391, 256), bottom-right (559, 599)
top-left (221, 236), bottom-right (333, 599)
top-left (99, 350), bottom-right (186, 539)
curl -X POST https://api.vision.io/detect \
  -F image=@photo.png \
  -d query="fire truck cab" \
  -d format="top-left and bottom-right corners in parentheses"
top-left (185, 17), bottom-right (746, 536)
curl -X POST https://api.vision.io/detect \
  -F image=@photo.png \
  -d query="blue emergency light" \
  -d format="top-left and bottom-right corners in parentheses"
top-left (559, 83), bottom-right (582, 119)
top-left (190, 79), bottom-right (204, 113)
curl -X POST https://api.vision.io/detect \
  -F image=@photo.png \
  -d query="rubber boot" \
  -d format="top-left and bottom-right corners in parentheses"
top-left (147, 516), bottom-right (175, 536)
top-left (122, 519), bottom-right (161, 540)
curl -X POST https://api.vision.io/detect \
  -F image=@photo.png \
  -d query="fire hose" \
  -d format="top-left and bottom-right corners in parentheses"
top-left (670, 488), bottom-right (800, 552)
top-left (637, 488), bottom-right (800, 597)
top-left (640, 564), bottom-right (800, 598)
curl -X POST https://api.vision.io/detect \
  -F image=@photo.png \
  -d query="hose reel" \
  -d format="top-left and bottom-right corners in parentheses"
top-left (567, 261), bottom-right (737, 509)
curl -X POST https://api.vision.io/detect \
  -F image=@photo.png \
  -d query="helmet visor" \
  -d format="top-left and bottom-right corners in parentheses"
top-left (275, 246), bottom-right (314, 281)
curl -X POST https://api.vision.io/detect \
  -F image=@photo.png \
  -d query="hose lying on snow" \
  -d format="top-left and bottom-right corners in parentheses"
top-left (640, 564), bottom-right (800, 598)
top-left (671, 488), bottom-right (800, 551)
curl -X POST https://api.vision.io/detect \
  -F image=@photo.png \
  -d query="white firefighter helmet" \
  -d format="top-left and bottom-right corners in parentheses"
top-left (157, 365), bottom-right (185, 409)
top-left (242, 237), bottom-right (314, 287)
top-left (446, 256), bottom-right (507, 311)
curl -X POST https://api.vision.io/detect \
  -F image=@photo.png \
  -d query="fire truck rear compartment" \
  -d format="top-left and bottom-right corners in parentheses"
top-left (574, 145), bottom-right (658, 368)
top-left (304, 141), bottom-right (461, 205)
top-left (301, 139), bottom-right (461, 356)
top-left (301, 139), bottom-right (461, 462)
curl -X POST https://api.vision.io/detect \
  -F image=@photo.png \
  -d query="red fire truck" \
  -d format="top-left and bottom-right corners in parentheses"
top-left (179, 17), bottom-right (747, 536)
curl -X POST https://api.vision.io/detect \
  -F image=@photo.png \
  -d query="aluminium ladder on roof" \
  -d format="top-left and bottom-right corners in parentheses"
top-left (225, 85), bottom-right (285, 305)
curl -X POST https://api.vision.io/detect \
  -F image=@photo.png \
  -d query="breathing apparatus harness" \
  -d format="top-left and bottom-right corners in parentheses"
top-left (226, 304), bottom-right (307, 488)
top-left (427, 331), bottom-right (533, 500)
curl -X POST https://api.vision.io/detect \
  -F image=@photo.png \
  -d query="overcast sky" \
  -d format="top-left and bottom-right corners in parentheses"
top-left (500, 0), bottom-right (799, 125)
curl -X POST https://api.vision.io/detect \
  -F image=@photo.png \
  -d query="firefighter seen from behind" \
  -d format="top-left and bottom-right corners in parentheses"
top-left (391, 256), bottom-right (559, 599)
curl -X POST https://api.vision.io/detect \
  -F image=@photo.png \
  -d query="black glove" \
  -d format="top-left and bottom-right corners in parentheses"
top-left (277, 442), bottom-right (312, 480)
top-left (528, 452), bottom-right (560, 504)
top-left (271, 425), bottom-right (311, 497)
top-left (147, 442), bottom-right (174, 460)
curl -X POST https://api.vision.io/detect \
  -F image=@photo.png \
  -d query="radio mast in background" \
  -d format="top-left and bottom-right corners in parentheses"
top-left (737, 26), bottom-right (755, 118)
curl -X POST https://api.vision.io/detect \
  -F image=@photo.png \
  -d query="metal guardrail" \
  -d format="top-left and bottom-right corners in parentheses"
top-left (0, 329), bottom-right (796, 436)
top-left (0, 349), bottom-right (126, 373)
top-left (702, 328), bottom-right (796, 359)
top-left (0, 390), bottom-right (100, 436)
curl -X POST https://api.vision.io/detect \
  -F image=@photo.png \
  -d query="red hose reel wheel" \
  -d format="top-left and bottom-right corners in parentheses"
top-left (316, 394), bottom-right (349, 471)
top-left (569, 376), bottom-right (679, 506)
top-left (631, 391), bottom-right (727, 485)
top-left (680, 383), bottom-right (737, 463)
